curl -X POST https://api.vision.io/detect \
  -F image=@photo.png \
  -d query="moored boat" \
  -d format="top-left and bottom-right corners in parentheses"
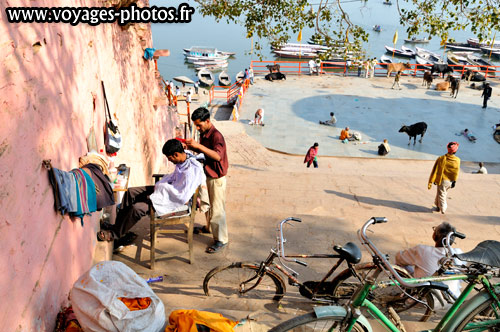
top-left (272, 42), bottom-right (328, 51)
top-left (415, 47), bottom-right (443, 65)
top-left (480, 45), bottom-right (500, 54)
top-left (273, 50), bottom-right (318, 59)
top-left (446, 51), bottom-right (479, 71)
top-left (197, 68), bottom-right (214, 86)
top-left (218, 71), bottom-right (231, 86)
top-left (235, 71), bottom-right (245, 83)
top-left (404, 37), bottom-right (429, 43)
top-left (183, 46), bottom-right (235, 57)
top-left (385, 45), bottom-right (415, 58)
top-left (466, 54), bottom-right (496, 76)
top-left (467, 38), bottom-right (500, 49)
top-left (379, 54), bottom-right (393, 67)
top-left (445, 42), bottom-right (480, 52)
top-left (186, 55), bottom-right (229, 63)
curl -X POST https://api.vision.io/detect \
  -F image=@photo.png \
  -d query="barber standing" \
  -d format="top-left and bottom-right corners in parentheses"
top-left (186, 107), bottom-right (229, 254)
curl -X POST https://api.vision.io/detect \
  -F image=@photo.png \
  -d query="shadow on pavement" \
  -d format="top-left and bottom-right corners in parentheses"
top-left (324, 189), bottom-right (430, 213)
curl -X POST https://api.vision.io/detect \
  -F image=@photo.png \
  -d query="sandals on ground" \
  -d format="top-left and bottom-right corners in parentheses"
top-left (206, 241), bottom-right (227, 254)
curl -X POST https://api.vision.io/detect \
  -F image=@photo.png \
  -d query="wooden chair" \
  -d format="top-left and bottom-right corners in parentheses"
top-left (149, 174), bottom-right (199, 269)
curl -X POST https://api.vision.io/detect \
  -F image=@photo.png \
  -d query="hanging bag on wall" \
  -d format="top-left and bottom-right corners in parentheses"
top-left (102, 81), bottom-right (122, 154)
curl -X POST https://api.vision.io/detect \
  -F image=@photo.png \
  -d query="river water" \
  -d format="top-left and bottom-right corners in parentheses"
top-left (151, 0), bottom-right (499, 83)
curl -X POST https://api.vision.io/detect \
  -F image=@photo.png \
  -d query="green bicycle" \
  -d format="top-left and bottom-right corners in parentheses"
top-left (270, 217), bottom-right (500, 332)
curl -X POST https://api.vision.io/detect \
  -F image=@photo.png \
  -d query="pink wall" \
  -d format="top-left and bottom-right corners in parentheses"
top-left (0, 1), bottom-right (177, 331)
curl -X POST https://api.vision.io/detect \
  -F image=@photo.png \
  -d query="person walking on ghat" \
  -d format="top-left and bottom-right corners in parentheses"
top-left (304, 143), bottom-right (319, 168)
top-left (392, 71), bottom-right (402, 90)
top-left (482, 83), bottom-right (492, 109)
top-left (186, 107), bottom-right (229, 254)
top-left (428, 142), bottom-right (460, 214)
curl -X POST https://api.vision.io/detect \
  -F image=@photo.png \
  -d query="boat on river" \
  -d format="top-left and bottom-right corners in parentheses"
top-left (404, 37), bottom-right (429, 44)
top-left (373, 25), bottom-right (381, 32)
top-left (415, 47), bottom-right (443, 65)
top-left (197, 68), bottom-right (214, 86)
top-left (183, 46), bottom-right (235, 57)
top-left (446, 42), bottom-right (480, 52)
top-left (273, 50), bottom-right (318, 59)
top-left (383, 0), bottom-right (392, 5)
top-left (446, 51), bottom-right (479, 71)
top-left (218, 71), bottom-right (232, 86)
top-left (466, 54), bottom-right (496, 76)
top-left (379, 54), bottom-right (393, 67)
top-left (235, 71), bottom-right (245, 83)
top-left (385, 45), bottom-right (416, 58)
top-left (467, 38), bottom-right (500, 49)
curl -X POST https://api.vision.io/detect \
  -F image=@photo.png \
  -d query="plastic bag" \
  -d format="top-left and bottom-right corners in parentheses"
top-left (70, 261), bottom-right (165, 332)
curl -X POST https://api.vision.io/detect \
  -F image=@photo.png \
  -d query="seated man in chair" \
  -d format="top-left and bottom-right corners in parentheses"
top-left (98, 139), bottom-right (205, 249)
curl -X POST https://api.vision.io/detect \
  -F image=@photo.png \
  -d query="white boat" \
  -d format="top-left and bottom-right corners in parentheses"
top-left (197, 68), bottom-right (214, 86)
top-left (194, 63), bottom-right (228, 70)
top-left (385, 45), bottom-right (415, 58)
top-left (383, 0), bottom-right (392, 5)
top-left (218, 71), bottom-right (231, 86)
top-left (274, 50), bottom-right (317, 59)
top-left (480, 46), bottom-right (500, 54)
top-left (404, 37), bottom-right (429, 43)
top-left (272, 43), bottom-right (328, 51)
top-left (446, 42), bottom-right (480, 52)
top-left (183, 46), bottom-right (235, 57)
top-left (466, 54), bottom-right (496, 76)
top-left (192, 59), bottom-right (228, 66)
top-left (235, 71), bottom-right (245, 83)
top-left (186, 55), bottom-right (229, 63)
top-left (379, 54), bottom-right (393, 67)
top-left (415, 47), bottom-right (443, 64)
top-left (467, 38), bottom-right (500, 49)
top-left (446, 51), bottom-right (480, 71)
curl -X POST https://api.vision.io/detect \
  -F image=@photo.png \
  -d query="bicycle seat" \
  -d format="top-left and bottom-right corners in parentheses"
top-left (333, 242), bottom-right (361, 264)
top-left (455, 240), bottom-right (500, 268)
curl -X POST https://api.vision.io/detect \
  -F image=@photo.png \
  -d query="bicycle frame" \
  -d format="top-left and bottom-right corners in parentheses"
top-left (345, 274), bottom-right (500, 332)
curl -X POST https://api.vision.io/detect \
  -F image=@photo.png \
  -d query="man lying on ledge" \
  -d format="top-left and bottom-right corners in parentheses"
top-left (98, 139), bottom-right (205, 250)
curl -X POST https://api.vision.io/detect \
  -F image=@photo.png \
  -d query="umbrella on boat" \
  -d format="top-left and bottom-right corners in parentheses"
top-left (173, 76), bottom-right (195, 85)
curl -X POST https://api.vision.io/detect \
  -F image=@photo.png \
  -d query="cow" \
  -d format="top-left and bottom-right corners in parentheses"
top-left (265, 72), bottom-right (286, 81)
top-left (399, 122), bottom-right (428, 145)
top-left (447, 75), bottom-right (460, 98)
top-left (266, 64), bottom-right (280, 73)
top-left (386, 62), bottom-right (412, 77)
top-left (436, 81), bottom-right (450, 91)
top-left (422, 71), bottom-right (433, 89)
top-left (462, 69), bottom-right (486, 83)
top-left (431, 64), bottom-right (453, 77)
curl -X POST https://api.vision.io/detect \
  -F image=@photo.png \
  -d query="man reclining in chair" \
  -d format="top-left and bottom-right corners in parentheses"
top-left (98, 139), bottom-right (205, 249)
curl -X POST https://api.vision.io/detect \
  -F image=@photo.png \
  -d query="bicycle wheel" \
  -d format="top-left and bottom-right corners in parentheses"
top-left (454, 298), bottom-right (500, 331)
top-left (331, 263), bottom-right (434, 322)
top-left (269, 312), bottom-right (367, 332)
top-left (203, 262), bottom-right (285, 301)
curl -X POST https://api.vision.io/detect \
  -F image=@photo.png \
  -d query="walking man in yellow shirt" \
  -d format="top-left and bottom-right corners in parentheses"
top-left (428, 142), bottom-right (460, 214)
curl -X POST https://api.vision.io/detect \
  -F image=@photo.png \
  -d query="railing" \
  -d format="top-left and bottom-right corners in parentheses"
top-left (250, 60), bottom-right (500, 79)
top-left (208, 79), bottom-right (251, 121)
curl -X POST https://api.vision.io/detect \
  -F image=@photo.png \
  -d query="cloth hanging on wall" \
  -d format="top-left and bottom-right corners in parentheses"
top-left (82, 163), bottom-right (115, 210)
top-left (70, 168), bottom-right (97, 225)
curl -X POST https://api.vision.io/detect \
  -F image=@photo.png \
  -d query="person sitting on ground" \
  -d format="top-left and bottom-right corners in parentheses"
top-left (340, 127), bottom-right (356, 141)
top-left (474, 162), bottom-right (488, 174)
top-left (253, 108), bottom-right (265, 125)
top-left (97, 139), bottom-right (205, 250)
top-left (378, 139), bottom-right (391, 156)
top-left (319, 112), bottom-right (337, 125)
top-left (308, 59), bottom-right (317, 75)
top-left (396, 222), bottom-right (464, 298)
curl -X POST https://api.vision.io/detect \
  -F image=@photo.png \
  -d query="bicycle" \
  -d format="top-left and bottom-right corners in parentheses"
top-left (203, 217), bottom-right (424, 310)
top-left (270, 217), bottom-right (500, 332)
top-left (203, 217), bottom-right (364, 303)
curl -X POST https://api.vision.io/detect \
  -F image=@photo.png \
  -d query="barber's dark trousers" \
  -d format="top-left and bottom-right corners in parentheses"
top-left (112, 186), bottom-right (154, 239)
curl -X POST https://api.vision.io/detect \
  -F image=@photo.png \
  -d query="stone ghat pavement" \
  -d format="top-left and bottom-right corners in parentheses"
top-left (113, 121), bottom-right (500, 330)
top-left (242, 74), bottom-right (500, 163)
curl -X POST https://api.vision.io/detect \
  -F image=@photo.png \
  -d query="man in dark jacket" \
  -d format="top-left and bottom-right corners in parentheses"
top-left (482, 83), bottom-right (493, 109)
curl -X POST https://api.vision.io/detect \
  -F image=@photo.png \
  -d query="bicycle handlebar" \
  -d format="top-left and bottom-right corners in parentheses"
top-left (277, 217), bottom-right (307, 268)
top-left (359, 217), bottom-right (430, 288)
